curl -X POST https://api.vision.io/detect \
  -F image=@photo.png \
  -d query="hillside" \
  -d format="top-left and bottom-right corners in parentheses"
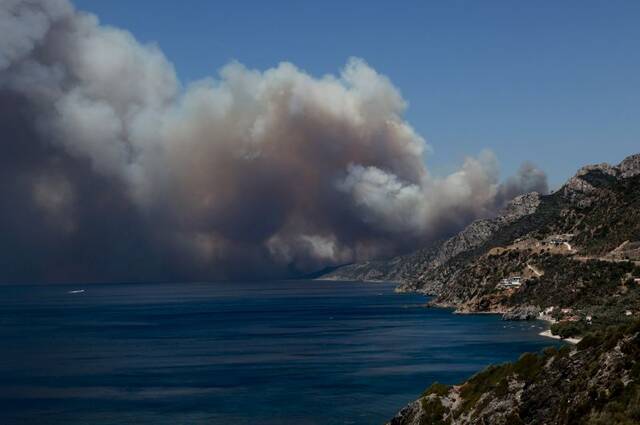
top-left (405, 154), bottom-right (640, 332)
top-left (323, 154), bottom-right (640, 332)
top-left (321, 153), bottom-right (640, 424)
top-left (388, 320), bottom-right (640, 425)
top-left (319, 192), bottom-right (543, 284)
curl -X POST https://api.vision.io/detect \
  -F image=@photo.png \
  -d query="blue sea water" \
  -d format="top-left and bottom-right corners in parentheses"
top-left (0, 280), bottom-right (559, 425)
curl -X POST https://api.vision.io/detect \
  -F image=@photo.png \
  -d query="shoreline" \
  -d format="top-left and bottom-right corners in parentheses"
top-left (314, 276), bottom-right (400, 284)
top-left (538, 329), bottom-right (581, 344)
top-left (327, 279), bottom-right (583, 345)
top-left (414, 293), bottom-right (584, 346)
top-left (427, 298), bottom-right (583, 344)
top-left (318, 279), bottom-right (582, 345)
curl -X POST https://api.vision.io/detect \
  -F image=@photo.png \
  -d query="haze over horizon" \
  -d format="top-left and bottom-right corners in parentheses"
top-left (1, 0), bottom-right (637, 283)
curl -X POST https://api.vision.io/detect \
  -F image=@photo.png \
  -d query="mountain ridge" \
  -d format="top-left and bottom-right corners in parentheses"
top-left (318, 191), bottom-right (542, 285)
top-left (319, 153), bottom-right (640, 425)
top-left (321, 153), bottom-right (640, 314)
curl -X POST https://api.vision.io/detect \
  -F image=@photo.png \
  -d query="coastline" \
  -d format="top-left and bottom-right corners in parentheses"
top-left (538, 329), bottom-right (581, 344)
top-left (321, 279), bottom-right (580, 345)
top-left (427, 298), bottom-right (583, 344)
top-left (314, 276), bottom-right (402, 285)
top-left (452, 308), bottom-right (581, 344)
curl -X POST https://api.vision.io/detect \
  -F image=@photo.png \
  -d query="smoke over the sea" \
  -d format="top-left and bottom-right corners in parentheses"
top-left (0, 0), bottom-right (548, 282)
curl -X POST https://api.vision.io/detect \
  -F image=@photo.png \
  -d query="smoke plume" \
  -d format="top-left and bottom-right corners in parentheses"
top-left (0, 0), bottom-right (548, 282)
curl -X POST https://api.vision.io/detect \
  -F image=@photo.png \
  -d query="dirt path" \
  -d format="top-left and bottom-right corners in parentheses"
top-left (527, 264), bottom-right (543, 276)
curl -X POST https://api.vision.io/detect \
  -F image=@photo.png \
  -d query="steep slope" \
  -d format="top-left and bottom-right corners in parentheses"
top-left (319, 192), bottom-right (542, 283)
top-left (324, 154), bottom-right (640, 330)
top-left (322, 154), bottom-right (640, 290)
top-left (413, 154), bottom-right (640, 329)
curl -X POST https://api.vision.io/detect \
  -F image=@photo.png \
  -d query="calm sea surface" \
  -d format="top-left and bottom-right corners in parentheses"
top-left (0, 280), bottom-right (558, 425)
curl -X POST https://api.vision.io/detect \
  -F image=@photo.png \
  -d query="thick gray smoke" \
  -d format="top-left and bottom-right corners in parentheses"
top-left (0, 0), bottom-right (548, 282)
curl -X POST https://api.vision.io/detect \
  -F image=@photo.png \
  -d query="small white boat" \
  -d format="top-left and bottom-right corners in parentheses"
top-left (68, 289), bottom-right (85, 294)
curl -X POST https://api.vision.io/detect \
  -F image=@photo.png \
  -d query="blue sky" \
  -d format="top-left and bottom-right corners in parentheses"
top-left (74, 0), bottom-right (640, 188)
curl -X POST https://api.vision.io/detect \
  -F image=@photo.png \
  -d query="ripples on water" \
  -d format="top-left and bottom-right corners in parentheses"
top-left (0, 280), bottom-right (559, 424)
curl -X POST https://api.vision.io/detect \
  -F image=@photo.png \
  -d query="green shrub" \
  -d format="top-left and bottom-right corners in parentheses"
top-left (421, 381), bottom-right (450, 398)
top-left (513, 352), bottom-right (543, 380)
top-left (419, 396), bottom-right (448, 425)
top-left (457, 363), bottom-right (514, 415)
top-left (577, 332), bottom-right (601, 350)
top-left (551, 321), bottom-right (586, 338)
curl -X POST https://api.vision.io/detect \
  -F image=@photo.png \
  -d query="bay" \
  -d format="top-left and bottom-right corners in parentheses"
top-left (0, 280), bottom-right (558, 424)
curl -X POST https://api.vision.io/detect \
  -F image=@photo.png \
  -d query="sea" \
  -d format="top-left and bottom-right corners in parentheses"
top-left (0, 280), bottom-right (560, 425)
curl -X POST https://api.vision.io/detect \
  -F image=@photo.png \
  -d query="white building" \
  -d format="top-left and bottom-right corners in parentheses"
top-left (498, 276), bottom-right (523, 288)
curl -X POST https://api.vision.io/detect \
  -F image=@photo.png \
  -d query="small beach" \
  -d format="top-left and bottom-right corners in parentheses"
top-left (538, 329), bottom-right (582, 344)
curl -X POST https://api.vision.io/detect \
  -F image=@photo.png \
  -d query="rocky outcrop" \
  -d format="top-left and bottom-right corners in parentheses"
top-left (501, 305), bottom-right (540, 321)
top-left (562, 153), bottom-right (640, 207)
top-left (618, 153), bottom-right (640, 178)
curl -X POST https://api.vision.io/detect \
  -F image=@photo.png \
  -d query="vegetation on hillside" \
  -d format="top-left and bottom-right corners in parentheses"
top-left (409, 167), bottom-right (640, 339)
top-left (389, 321), bottom-right (640, 425)
top-left (386, 156), bottom-right (640, 424)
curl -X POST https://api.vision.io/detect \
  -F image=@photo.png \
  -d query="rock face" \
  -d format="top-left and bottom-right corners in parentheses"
top-left (562, 154), bottom-right (640, 207)
top-left (501, 305), bottom-right (540, 321)
top-left (618, 153), bottom-right (640, 178)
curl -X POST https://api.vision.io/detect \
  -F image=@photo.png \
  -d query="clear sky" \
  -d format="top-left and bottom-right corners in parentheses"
top-left (73, 0), bottom-right (640, 188)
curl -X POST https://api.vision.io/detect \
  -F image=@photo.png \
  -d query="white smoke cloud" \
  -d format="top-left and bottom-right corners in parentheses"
top-left (337, 151), bottom-right (506, 236)
top-left (0, 0), bottom-right (548, 281)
